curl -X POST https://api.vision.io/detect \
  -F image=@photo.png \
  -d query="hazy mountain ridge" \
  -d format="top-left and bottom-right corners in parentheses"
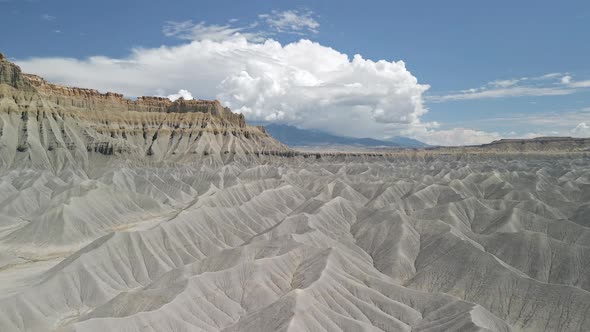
top-left (261, 123), bottom-right (429, 149)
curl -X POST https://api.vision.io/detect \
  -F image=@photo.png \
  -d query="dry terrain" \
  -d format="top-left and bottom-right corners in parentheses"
top-left (1, 53), bottom-right (590, 332)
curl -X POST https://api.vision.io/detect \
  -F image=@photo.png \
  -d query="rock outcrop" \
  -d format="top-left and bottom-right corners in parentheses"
top-left (0, 54), bottom-right (35, 92)
top-left (0, 54), bottom-right (289, 172)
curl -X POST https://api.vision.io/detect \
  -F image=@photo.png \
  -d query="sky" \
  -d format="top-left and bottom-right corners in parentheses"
top-left (1, 0), bottom-right (589, 145)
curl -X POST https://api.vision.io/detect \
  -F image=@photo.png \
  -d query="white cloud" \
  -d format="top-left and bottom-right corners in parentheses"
top-left (162, 10), bottom-right (319, 42)
top-left (472, 107), bottom-right (590, 128)
top-left (162, 20), bottom-right (262, 42)
top-left (167, 89), bottom-right (194, 101)
top-left (572, 122), bottom-right (590, 137)
top-left (421, 107), bottom-right (590, 145)
top-left (259, 10), bottom-right (319, 34)
top-left (430, 72), bottom-right (589, 102)
top-left (489, 78), bottom-right (524, 88)
top-left (412, 128), bottom-right (502, 146)
top-left (429, 86), bottom-right (575, 102)
top-left (17, 33), bottom-right (429, 139)
top-left (41, 14), bottom-right (55, 21)
top-left (406, 126), bottom-right (554, 146)
top-left (569, 80), bottom-right (590, 88)
top-left (489, 79), bottom-right (519, 88)
top-left (538, 72), bottom-right (562, 79)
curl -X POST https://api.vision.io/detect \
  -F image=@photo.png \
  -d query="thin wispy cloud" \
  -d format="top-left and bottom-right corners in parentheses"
top-left (163, 9), bottom-right (320, 43)
top-left (536, 72), bottom-right (562, 79)
top-left (259, 9), bottom-right (319, 34)
top-left (433, 106), bottom-right (590, 140)
top-left (489, 79), bottom-right (520, 88)
top-left (429, 72), bottom-right (589, 102)
top-left (162, 20), bottom-right (262, 41)
top-left (569, 80), bottom-right (590, 88)
top-left (456, 107), bottom-right (590, 127)
top-left (429, 86), bottom-right (575, 102)
top-left (41, 14), bottom-right (55, 21)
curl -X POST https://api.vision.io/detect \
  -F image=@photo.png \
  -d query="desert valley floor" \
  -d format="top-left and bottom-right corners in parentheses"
top-left (1, 155), bottom-right (590, 332)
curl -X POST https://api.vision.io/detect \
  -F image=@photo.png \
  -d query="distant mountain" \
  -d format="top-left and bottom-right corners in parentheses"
top-left (386, 136), bottom-right (430, 148)
top-left (261, 123), bottom-right (428, 148)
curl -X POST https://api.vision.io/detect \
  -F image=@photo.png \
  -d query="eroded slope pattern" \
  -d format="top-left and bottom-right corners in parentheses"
top-left (0, 156), bottom-right (589, 332)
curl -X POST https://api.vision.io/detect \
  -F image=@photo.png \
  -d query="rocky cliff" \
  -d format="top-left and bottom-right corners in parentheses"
top-left (0, 53), bottom-right (289, 172)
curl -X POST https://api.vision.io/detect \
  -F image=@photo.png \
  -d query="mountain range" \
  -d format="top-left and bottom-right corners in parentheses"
top-left (259, 123), bottom-right (429, 149)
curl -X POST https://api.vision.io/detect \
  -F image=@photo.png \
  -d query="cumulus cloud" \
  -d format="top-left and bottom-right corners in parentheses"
top-left (572, 122), bottom-right (590, 137)
top-left (217, 49), bottom-right (429, 130)
top-left (167, 89), bottom-right (194, 101)
top-left (259, 10), bottom-right (319, 34)
top-left (17, 33), bottom-right (429, 139)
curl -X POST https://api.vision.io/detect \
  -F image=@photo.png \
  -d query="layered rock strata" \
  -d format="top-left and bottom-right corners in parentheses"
top-left (0, 55), bottom-right (288, 172)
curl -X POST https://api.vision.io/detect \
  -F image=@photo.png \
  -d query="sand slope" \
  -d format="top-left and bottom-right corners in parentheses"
top-left (0, 156), bottom-right (589, 331)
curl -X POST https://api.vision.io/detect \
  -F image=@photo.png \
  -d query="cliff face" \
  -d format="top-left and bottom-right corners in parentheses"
top-left (23, 73), bottom-right (235, 116)
top-left (0, 54), bottom-right (289, 172)
top-left (0, 53), bottom-right (35, 92)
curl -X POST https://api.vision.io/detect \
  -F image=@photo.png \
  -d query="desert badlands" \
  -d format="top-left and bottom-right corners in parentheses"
top-left (1, 53), bottom-right (590, 332)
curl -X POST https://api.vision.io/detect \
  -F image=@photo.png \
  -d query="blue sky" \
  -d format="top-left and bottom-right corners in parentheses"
top-left (1, 0), bottom-right (589, 145)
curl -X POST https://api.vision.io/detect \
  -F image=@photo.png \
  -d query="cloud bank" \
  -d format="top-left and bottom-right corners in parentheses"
top-left (17, 32), bottom-right (433, 140)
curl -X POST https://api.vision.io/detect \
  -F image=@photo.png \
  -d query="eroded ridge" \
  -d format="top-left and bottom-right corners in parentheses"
top-left (0, 55), bottom-right (289, 172)
top-left (0, 156), bottom-right (589, 331)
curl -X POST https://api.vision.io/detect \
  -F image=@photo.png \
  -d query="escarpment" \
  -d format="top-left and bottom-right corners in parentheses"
top-left (0, 54), bottom-right (289, 172)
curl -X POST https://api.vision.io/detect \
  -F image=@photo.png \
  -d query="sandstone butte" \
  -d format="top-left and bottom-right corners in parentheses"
top-left (0, 52), bottom-right (290, 172)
